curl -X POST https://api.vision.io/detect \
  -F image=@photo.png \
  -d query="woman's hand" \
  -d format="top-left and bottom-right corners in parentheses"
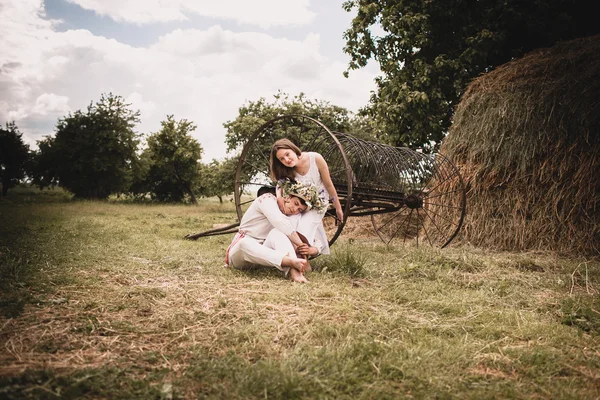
top-left (314, 153), bottom-right (344, 224)
top-left (276, 195), bottom-right (285, 211)
top-left (336, 207), bottom-right (344, 223)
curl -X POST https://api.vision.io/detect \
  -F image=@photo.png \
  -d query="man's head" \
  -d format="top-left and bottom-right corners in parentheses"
top-left (278, 179), bottom-right (327, 214)
top-left (280, 194), bottom-right (308, 215)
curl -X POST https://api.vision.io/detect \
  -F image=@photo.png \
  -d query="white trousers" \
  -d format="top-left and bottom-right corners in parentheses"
top-left (228, 229), bottom-right (295, 274)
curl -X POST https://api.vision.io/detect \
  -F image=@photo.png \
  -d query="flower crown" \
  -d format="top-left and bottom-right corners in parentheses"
top-left (277, 178), bottom-right (328, 213)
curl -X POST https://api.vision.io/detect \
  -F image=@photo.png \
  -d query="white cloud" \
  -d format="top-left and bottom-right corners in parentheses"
top-left (32, 93), bottom-right (71, 116)
top-left (126, 92), bottom-right (157, 121)
top-left (0, 0), bottom-right (376, 159)
top-left (65, 0), bottom-right (187, 24)
top-left (65, 0), bottom-right (315, 27)
top-left (0, 0), bottom-right (58, 65)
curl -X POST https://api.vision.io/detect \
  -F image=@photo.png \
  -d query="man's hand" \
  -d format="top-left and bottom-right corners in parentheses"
top-left (296, 243), bottom-right (319, 257)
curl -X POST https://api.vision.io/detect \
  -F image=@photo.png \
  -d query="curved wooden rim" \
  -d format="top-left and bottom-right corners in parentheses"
top-left (233, 114), bottom-right (353, 246)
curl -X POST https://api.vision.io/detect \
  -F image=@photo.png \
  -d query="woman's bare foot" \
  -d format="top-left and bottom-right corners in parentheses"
top-left (290, 257), bottom-right (307, 272)
top-left (289, 267), bottom-right (309, 283)
top-left (282, 256), bottom-right (307, 272)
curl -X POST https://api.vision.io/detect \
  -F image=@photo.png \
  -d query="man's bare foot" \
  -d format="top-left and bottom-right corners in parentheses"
top-left (289, 267), bottom-right (309, 283)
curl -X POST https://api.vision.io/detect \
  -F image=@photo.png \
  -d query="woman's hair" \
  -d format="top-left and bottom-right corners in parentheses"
top-left (270, 138), bottom-right (302, 181)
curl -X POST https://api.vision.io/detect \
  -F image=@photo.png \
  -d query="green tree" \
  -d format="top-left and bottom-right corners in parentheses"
top-left (29, 136), bottom-right (58, 191)
top-left (31, 93), bottom-right (140, 199)
top-left (127, 149), bottom-right (151, 200)
top-left (347, 113), bottom-right (382, 142)
top-left (224, 91), bottom-right (354, 154)
top-left (0, 122), bottom-right (30, 196)
top-left (197, 157), bottom-right (237, 203)
top-left (343, 0), bottom-right (599, 149)
top-left (143, 115), bottom-right (203, 203)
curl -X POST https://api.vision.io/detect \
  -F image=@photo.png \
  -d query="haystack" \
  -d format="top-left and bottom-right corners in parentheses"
top-left (441, 35), bottom-right (600, 256)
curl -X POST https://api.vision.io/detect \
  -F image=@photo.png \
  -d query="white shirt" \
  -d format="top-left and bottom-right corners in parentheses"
top-left (294, 152), bottom-right (329, 203)
top-left (238, 193), bottom-right (294, 241)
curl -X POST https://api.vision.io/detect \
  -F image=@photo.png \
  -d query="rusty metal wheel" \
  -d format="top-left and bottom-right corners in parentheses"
top-left (369, 150), bottom-right (466, 247)
top-left (234, 115), bottom-right (353, 247)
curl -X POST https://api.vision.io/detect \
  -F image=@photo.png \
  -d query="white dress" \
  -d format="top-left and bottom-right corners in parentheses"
top-left (226, 193), bottom-right (297, 274)
top-left (294, 152), bottom-right (331, 255)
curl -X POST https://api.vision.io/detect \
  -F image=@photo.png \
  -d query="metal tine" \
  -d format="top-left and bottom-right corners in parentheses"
top-left (418, 208), bottom-right (436, 247)
top-left (376, 208), bottom-right (409, 233)
top-left (420, 203), bottom-right (457, 226)
top-left (421, 207), bottom-right (445, 238)
top-left (389, 208), bottom-right (414, 246)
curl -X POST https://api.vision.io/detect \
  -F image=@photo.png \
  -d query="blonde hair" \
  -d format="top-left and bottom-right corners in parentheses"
top-left (270, 138), bottom-right (302, 181)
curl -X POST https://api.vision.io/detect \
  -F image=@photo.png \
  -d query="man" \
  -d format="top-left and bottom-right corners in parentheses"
top-left (225, 181), bottom-right (322, 283)
top-left (258, 185), bottom-right (326, 257)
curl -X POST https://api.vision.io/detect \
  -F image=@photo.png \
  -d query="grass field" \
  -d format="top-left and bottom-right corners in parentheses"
top-left (1, 186), bottom-right (599, 399)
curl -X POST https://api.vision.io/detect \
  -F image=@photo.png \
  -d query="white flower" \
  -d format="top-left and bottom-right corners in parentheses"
top-left (278, 179), bottom-right (327, 213)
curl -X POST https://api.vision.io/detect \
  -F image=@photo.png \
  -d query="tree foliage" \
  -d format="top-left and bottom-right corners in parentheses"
top-left (127, 149), bottom-right (151, 200)
top-left (224, 92), bottom-right (354, 154)
top-left (0, 122), bottom-right (30, 196)
top-left (141, 115), bottom-right (203, 203)
top-left (343, 0), bottom-right (599, 149)
top-left (31, 93), bottom-right (140, 199)
top-left (196, 157), bottom-right (238, 203)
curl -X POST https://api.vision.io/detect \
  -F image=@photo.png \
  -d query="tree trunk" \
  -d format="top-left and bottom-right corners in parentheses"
top-left (1, 177), bottom-right (8, 196)
top-left (184, 183), bottom-right (198, 204)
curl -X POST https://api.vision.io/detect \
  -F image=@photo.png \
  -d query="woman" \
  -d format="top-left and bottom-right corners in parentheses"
top-left (270, 139), bottom-right (343, 254)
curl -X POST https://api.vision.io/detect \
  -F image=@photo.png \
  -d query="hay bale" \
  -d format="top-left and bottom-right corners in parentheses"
top-left (441, 35), bottom-right (600, 256)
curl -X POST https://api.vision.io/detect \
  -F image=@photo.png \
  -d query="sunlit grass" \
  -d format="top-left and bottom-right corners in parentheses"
top-left (1, 189), bottom-right (599, 399)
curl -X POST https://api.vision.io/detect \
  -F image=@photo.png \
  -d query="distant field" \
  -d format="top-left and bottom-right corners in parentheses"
top-left (1, 187), bottom-right (599, 399)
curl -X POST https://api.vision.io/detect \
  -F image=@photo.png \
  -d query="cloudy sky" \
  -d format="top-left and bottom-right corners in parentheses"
top-left (1, 0), bottom-right (378, 160)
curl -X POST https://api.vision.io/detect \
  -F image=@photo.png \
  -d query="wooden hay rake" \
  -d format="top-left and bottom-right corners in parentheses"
top-left (186, 115), bottom-right (466, 248)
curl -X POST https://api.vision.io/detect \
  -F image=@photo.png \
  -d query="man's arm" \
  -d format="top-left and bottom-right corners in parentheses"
top-left (287, 232), bottom-right (306, 247)
top-left (257, 194), bottom-right (304, 247)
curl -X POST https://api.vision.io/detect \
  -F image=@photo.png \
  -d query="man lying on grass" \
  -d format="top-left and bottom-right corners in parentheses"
top-left (225, 180), bottom-right (322, 283)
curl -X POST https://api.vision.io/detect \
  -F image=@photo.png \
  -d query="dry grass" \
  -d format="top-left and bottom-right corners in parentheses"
top-left (1, 188), bottom-right (599, 399)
